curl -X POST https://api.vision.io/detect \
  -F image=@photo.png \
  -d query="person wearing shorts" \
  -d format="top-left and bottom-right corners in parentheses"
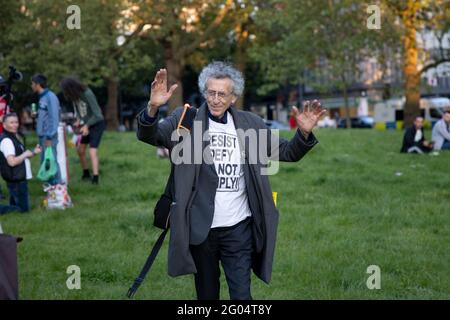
top-left (59, 77), bottom-right (105, 185)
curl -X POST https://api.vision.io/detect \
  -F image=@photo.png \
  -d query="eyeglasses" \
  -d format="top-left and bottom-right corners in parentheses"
top-left (206, 90), bottom-right (232, 101)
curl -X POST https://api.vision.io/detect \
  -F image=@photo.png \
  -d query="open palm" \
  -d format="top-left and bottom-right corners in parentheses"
top-left (292, 100), bottom-right (327, 133)
top-left (149, 69), bottom-right (178, 108)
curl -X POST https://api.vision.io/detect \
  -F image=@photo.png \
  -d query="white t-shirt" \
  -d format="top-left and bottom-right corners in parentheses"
top-left (0, 138), bottom-right (32, 180)
top-left (208, 111), bottom-right (252, 228)
top-left (414, 129), bottom-right (423, 142)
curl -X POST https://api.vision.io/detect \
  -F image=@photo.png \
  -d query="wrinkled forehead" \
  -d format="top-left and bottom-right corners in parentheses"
top-left (206, 77), bottom-right (233, 93)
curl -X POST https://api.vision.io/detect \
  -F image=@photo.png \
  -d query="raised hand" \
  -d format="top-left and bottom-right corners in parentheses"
top-left (292, 100), bottom-right (327, 134)
top-left (148, 69), bottom-right (178, 115)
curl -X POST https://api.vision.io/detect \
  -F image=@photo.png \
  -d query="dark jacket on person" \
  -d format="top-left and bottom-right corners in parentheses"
top-left (0, 131), bottom-right (26, 183)
top-left (136, 103), bottom-right (318, 283)
top-left (400, 126), bottom-right (426, 153)
top-left (73, 88), bottom-right (104, 127)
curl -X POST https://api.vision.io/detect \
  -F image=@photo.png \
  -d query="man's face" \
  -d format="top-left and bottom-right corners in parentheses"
top-left (414, 117), bottom-right (424, 129)
top-left (444, 112), bottom-right (450, 123)
top-left (205, 78), bottom-right (237, 118)
top-left (31, 81), bottom-right (40, 93)
top-left (4, 116), bottom-right (19, 133)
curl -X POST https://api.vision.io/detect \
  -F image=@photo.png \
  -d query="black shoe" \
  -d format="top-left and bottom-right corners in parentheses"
top-left (91, 175), bottom-right (99, 185)
top-left (82, 169), bottom-right (91, 181)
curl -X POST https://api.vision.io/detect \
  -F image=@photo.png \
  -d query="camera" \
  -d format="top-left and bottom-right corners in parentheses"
top-left (0, 65), bottom-right (23, 107)
top-left (8, 65), bottom-right (23, 83)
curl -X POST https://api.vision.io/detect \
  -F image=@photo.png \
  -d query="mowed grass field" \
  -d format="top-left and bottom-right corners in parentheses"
top-left (1, 128), bottom-right (449, 300)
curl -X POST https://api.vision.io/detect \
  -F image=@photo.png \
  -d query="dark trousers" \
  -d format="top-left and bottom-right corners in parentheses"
top-left (7, 181), bottom-right (29, 212)
top-left (190, 217), bottom-right (253, 300)
top-left (442, 140), bottom-right (450, 150)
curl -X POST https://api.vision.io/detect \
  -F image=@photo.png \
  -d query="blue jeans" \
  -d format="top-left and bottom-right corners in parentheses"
top-left (441, 140), bottom-right (450, 150)
top-left (39, 135), bottom-right (61, 185)
top-left (0, 202), bottom-right (21, 214)
top-left (4, 181), bottom-right (29, 213)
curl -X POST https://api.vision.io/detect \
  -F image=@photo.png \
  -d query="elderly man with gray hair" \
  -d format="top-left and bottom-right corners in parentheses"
top-left (137, 61), bottom-right (326, 300)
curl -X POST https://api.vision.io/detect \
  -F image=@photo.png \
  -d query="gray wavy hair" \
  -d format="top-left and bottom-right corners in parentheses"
top-left (198, 61), bottom-right (245, 98)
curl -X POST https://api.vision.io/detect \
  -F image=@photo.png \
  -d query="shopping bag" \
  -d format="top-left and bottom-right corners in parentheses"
top-left (43, 183), bottom-right (73, 210)
top-left (37, 147), bottom-right (58, 181)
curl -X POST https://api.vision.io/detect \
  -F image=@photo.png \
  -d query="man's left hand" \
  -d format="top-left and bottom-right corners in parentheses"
top-left (292, 100), bottom-right (327, 136)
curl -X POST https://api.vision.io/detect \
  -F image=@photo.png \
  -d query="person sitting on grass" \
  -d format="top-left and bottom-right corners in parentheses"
top-left (400, 116), bottom-right (433, 154)
top-left (0, 113), bottom-right (41, 214)
top-left (431, 109), bottom-right (450, 151)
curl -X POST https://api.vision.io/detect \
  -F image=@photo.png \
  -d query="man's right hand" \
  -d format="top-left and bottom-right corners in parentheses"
top-left (148, 69), bottom-right (178, 117)
top-left (423, 140), bottom-right (434, 148)
top-left (23, 150), bottom-right (33, 158)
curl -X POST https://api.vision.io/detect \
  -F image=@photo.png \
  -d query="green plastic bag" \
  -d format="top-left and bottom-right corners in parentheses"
top-left (37, 147), bottom-right (58, 181)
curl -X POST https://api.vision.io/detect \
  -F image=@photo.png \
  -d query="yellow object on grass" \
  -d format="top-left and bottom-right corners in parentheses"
top-left (272, 192), bottom-right (277, 207)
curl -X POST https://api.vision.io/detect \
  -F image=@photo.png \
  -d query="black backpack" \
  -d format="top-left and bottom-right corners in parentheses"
top-left (127, 104), bottom-right (197, 298)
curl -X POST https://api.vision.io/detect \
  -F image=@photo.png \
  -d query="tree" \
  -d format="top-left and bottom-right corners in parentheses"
top-left (0, 0), bottom-right (20, 59)
top-left (1, 0), bottom-right (154, 129)
top-left (183, 0), bottom-right (261, 109)
top-left (386, 0), bottom-right (450, 127)
top-left (127, 0), bottom-right (234, 111)
top-left (250, 0), bottom-right (396, 126)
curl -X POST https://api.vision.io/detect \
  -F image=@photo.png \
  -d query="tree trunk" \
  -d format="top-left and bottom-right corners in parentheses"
top-left (105, 76), bottom-right (119, 130)
top-left (234, 48), bottom-right (246, 110)
top-left (164, 45), bottom-right (184, 112)
top-left (402, 5), bottom-right (421, 128)
top-left (343, 85), bottom-right (351, 129)
top-left (234, 23), bottom-right (249, 110)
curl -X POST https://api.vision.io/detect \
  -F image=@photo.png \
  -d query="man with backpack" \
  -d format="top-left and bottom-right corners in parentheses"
top-left (135, 62), bottom-right (326, 300)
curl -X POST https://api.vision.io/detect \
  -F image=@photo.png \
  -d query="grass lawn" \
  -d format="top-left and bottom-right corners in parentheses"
top-left (0, 128), bottom-right (449, 299)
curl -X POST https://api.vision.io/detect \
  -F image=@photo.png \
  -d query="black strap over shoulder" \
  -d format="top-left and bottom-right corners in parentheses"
top-left (126, 228), bottom-right (168, 298)
top-left (127, 104), bottom-right (197, 299)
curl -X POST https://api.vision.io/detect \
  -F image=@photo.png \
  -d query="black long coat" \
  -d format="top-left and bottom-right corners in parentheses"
top-left (137, 103), bottom-right (318, 283)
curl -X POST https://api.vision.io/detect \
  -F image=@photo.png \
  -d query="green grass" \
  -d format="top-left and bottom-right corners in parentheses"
top-left (0, 128), bottom-right (449, 299)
